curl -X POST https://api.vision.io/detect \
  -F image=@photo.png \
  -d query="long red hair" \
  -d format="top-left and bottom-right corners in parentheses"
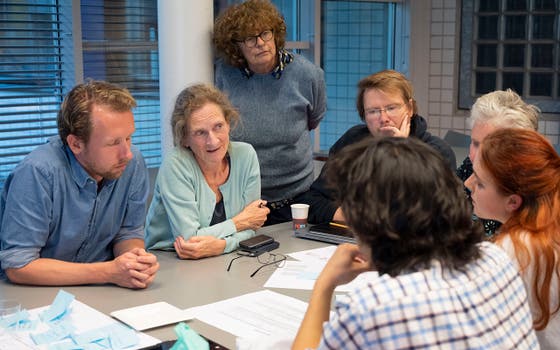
top-left (481, 128), bottom-right (560, 330)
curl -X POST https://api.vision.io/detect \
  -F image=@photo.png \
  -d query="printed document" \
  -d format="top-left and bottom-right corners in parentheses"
top-left (193, 290), bottom-right (306, 340)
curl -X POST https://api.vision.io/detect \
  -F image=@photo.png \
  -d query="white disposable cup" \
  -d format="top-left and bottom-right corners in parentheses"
top-left (290, 203), bottom-right (310, 233)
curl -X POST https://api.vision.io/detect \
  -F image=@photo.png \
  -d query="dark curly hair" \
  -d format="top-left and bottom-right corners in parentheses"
top-left (213, 0), bottom-right (287, 68)
top-left (325, 137), bottom-right (482, 276)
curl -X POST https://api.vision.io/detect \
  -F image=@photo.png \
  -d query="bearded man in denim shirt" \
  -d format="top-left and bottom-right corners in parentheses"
top-left (0, 80), bottom-right (159, 289)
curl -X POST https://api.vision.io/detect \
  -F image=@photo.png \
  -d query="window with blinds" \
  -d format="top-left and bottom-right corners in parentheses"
top-left (0, 1), bottom-right (63, 187)
top-left (81, 0), bottom-right (161, 166)
top-left (0, 0), bottom-right (160, 189)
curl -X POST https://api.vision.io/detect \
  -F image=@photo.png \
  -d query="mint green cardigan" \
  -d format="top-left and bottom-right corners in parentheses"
top-left (145, 141), bottom-right (260, 253)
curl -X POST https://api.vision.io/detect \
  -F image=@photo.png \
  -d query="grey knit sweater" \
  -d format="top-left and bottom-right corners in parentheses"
top-left (215, 54), bottom-right (327, 202)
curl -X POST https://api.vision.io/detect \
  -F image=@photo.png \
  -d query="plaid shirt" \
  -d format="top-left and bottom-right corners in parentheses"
top-left (319, 242), bottom-right (539, 349)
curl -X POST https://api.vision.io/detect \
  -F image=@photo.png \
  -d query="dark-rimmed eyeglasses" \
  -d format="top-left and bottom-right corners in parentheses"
top-left (226, 252), bottom-right (286, 277)
top-left (236, 29), bottom-right (273, 48)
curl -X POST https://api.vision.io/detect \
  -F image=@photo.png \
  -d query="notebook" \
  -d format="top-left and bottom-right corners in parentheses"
top-left (294, 223), bottom-right (356, 244)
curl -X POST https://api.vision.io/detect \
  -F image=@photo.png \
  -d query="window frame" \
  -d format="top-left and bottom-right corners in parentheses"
top-left (459, 0), bottom-right (560, 113)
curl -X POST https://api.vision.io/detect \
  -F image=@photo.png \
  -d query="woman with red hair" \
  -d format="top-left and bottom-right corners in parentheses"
top-left (465, 128), bottom-right (560, 349)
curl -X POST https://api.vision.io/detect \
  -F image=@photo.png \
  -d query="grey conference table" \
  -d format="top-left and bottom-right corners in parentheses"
top-left (0, 222), bottom-right (330, 349)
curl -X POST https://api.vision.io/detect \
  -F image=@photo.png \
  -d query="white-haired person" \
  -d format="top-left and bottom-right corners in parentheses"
top-left (457, 89), bottom-right (540, 237)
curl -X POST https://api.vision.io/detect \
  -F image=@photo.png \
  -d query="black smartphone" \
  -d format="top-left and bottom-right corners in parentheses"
top-left (238, 234), bottom-right (274, 250)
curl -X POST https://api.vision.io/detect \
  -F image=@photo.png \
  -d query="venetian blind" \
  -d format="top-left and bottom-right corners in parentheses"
top-left (0, 0), bottom-right (63, 187)
top-left (81, 0), bottom-right (161, 166)
top-left (0, 0), bottom-right (161, 189)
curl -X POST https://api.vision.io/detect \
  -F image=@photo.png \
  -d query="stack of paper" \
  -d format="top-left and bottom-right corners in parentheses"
top-left (264, 246), bottom-right (372, 291)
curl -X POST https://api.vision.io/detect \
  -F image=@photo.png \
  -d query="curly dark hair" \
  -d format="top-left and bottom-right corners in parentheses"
top-left (325, 137), bottom-right (482, 276)
top-left (213, 0), bottom-right (287, 68)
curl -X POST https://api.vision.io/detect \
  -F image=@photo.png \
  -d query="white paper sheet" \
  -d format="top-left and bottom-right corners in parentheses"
top-left (263, 260), bottom-right (321, 290)
top-left (0, 328), bottom-right (36, 350)
top-left (263, 259), bottom-right (369, 292)
top-left (260, 246), bottom-right (335, 291)
top-left (193, 290), bottom-right (307, 340)
top-left (111, 301), bottom-right (194, 331)
top-left (287, 245), bottom-right (337, 265)
top-left (0, 299), bottom-right (160, 350)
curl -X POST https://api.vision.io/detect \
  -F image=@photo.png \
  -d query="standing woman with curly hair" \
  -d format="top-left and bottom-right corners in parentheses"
top-left (213, 0), bottom-right (327, 225)
top-left (465, 128), bottom-right (560, 349)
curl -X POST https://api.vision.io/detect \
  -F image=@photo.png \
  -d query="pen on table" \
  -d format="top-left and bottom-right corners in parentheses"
top-left (329, 222), bottom-right (349, 229)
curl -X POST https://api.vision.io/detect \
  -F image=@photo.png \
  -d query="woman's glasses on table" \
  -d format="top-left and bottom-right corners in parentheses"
top-left (226, 252), bottom-right (286, 278)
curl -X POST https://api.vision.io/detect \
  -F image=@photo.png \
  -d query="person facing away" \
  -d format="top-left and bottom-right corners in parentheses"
top-left (0, 80), bottom-right (159, 289)
top-left (292, 136), bottom-right (538, 350)
top-left (213, 0), bottom-right (327, 225)
top-left (305, 69), bottom-right (456, 224)
top-left (457, 89), bottom-right (540, 237)
top-left (145, 84), bottom-right (269, 259)
top-left (465, 128), bottom-right (560, 349)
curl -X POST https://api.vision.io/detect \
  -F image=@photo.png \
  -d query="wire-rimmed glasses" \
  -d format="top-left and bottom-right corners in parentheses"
top-left (365, 103), bottom-right (405, 119)
top-left (251, 253), bottom-right (286, 277)
top-left (226, 252), bottom-right (286, 278)
top-left (236, 29), bottom-right (274, 48)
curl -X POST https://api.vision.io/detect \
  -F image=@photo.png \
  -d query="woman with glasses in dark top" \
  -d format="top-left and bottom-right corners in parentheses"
top-left (213, 0), bottom-right (327, 225)
top-left (305, 69), bottom-right (455, 224)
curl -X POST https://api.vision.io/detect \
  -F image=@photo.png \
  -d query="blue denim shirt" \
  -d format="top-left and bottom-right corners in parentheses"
top-left (0, 136), bottom-right (149, 279)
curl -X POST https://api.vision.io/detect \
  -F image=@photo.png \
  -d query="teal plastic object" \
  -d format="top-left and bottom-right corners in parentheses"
top-left (169, 322), bottom-right (209, 350)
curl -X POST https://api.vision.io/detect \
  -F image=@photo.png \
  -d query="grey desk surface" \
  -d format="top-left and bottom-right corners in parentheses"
top-left (0, 222), bottom-right (328, 349)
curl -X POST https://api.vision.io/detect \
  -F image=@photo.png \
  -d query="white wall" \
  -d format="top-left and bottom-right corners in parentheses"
top-left (158, 0), bottom-right (214, 155)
